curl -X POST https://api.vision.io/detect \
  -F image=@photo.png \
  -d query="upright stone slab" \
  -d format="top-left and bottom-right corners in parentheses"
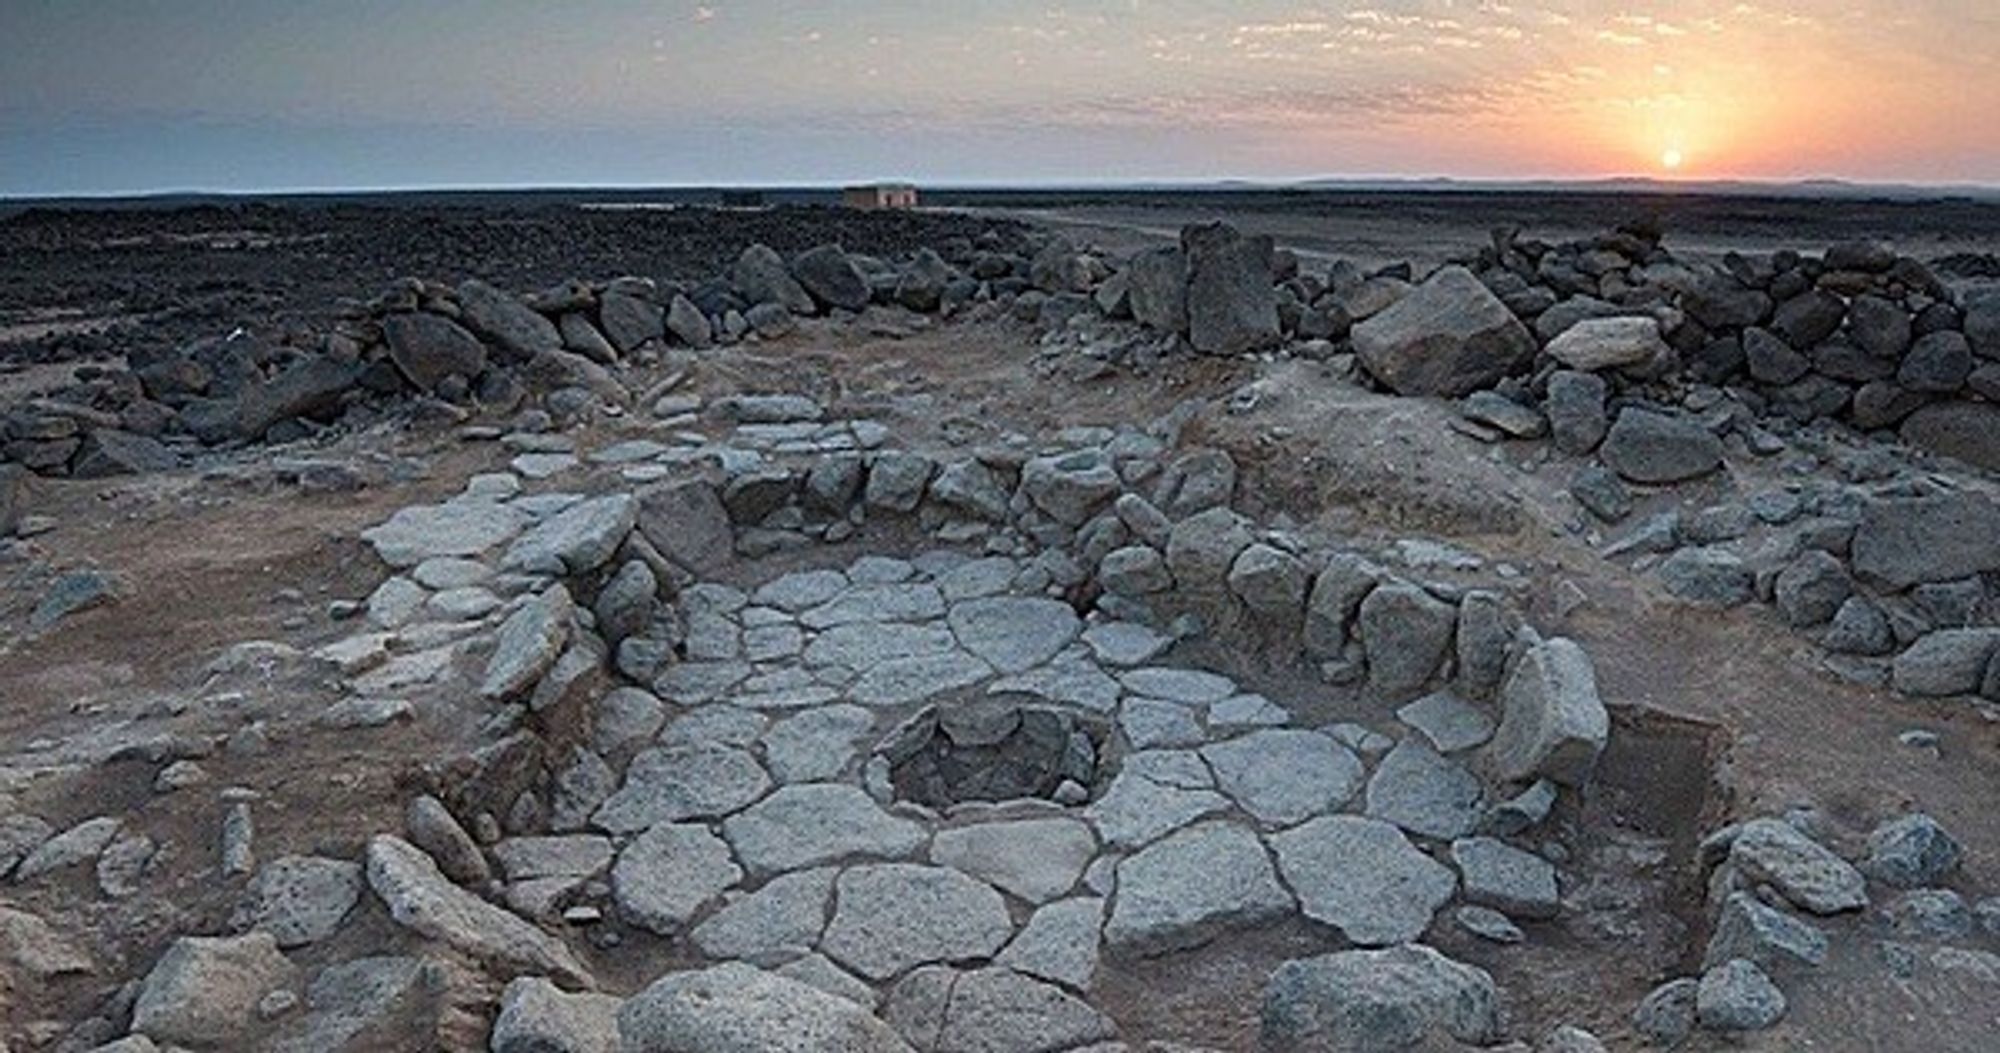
top-left (1182, 222), bottom-right (1280, 355)
top-left (1487, 637), bottom-right (1608, 786)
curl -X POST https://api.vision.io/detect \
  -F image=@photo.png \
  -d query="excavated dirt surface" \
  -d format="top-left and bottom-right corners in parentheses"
top-left (4, 201), bottom-right (2000, 1050)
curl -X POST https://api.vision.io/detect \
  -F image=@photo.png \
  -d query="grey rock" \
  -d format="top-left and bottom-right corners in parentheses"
top-left (1488, 637), bottom-right (1607, 786)
top-left (1198, 729), bottom-right (1363, 826)
top-left (1600, 409), bottom-right (1724, 484)
top-left (1154, 447), bottom-right (1237, 519)
top-left (1352, 265), bottom-right (1536, 397)
top-left (481, 585), bottom-right (575, 702)
top-left (665, 293), bottom-right (713, 348)
top-left (1357, 582), bottom-right (1455, 700)
top-left (1659, 547), bottom-right (1754, 608)
top-left (886, 966), bottom-right (1116, 1053)
top-left (1848, 294), bottom-right (1912, 357)
top-left (997, 898), bottom-right (1104, 989)
top-left (1097, 545), bottom-right (1173, 595)
top-left (492, 976), bottom-right (622, 1053)
top-left (599, 291), bottom-right (664, 353)
top-left (722, 783), bottom-right (927, 877)
top-left (1455, 904), bottom-right (1524, 944)
top-left (382, 312), bottom-right (487, 392)
top-left (1126, 246), bottom-right (1189, 333)
top-left (1850, 491), bottom-right (2000, 589)
top-left (365, 834), bottom-right (591, 987)
top-left (505, 494), bottom-right (639, 575)
top-left (1744, 326), bottom-right (1811, 385)
top-left (1544, 316), bottom-right (1668, 371)
top-left (1021, 451), bottom-right (1120, 526)
top-left (363, 498), bottom-right (527, 568)
top-left (272, 955), bottom-right (443, 1053)
top-left (792, 244), bottom-right (872, 312)
top-left (947, 596), bottom-right (1082, 674)
top-left (1696, 959), bottom-right (1786, 1032)
top-left (1773, 549), bottom-right (1851, 626)
top-left (1825, 597), bottom-right (1895, 656)
top-left (929, 459), bottom-right (1011, 522)
top-left (1451, 837), bottom-right (1559, 919)
top-left (560, 311), bottom-right (618, 363)
top-left (132, 932), bottom-right (299, 1047)
top-left (865, 452), bottom-right (937, 514)
top-left (1165, 507), bottom-right (1253, 594)
top-left (1892, 629), bottom-right (2000, 696)
top-left (1771, 289), bottom-right (1844, 348)
top-left (1396, 691), bottom-right (1495, 753)
top-left (593, 744), bottom-right (771, 833)
top-left (1883, 888), bottom-right (1973, 939)
top-left (1631, 978), bottom-right (1698, 1046)
top-left (1084, 769), bottom-right (1229, 850)
top-left (1227, 544), bottom-right (1309, 621)
top-left (458, 279), bottom-right (562, 359)
top-left (404, 794), bottom-right (489, 885)
top-left (1569, 465), bottom-right (1632, 523)
top-left (1863, 813), bottom-right (1963, 888)
top-left (1704, 891), bottom-right (1827, 971)
top-left (1545, 370), bottom-right (1609, 454)
top-left (619, 962), bottom-right (914, 1053)
top-left (1899, 331), bottom-right (1973, 393)
top-left (1726, 818), bottom-right (1868, 915)
top-left (1182, 222), bottom-right (1280, 355)
top-left (690, 867), bottom-right (835, 959)
top-left (1900, 400), bottom-right (2000, 473)
top-left (13, 815), bottom-right (119, 882)
top-left (1271, 815), bottom-right (1456, 946)
top-left (822, 863), bottom-right (1014, 980)
top-left (734, 244), bottom-right (817, 314)
top-left (1104, 821), bottom-right (1292, 955)
top-left (1365, 739), bottom-right (1483, 841)
top-left (237, 855), bottom-right (363, 948)
top-left (613, 823), bottom-right (743, 934)
top-left (1261, 944), bottom-right (1498, 1052)
top-left (930, 818), bottom-right (1097, 905)
top-left (0, 905), bottom-right (91, 979)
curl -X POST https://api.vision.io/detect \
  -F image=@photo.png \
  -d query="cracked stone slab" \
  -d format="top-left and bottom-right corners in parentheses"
top-left (690, 867), bottom-right (837, 960)
top-left (929, 818), bottom-right (1098, 905)
top-left (947, 596), bottom-right (1083, 674)
top-left (1270, 816), bottom-right (1456, 946)
top-left (722, 783), bottom-right (928, 877)
top-left (1364, 738), bottom-right (1484, 842)
top-left (1085, 772), bottom-right (1229, 850)
top-left (821, 864), bottom-right (1015, 981)
top-left (1103, 820), bottom-right (1293, 956)
top-left (848, 651), bottom-right (993, 708)
top-left (1396, 692), bottom-right (1497, 754)
top-left (1199, 730), bottom-right (1364, 827)
top-left (612, 823), bottom-right (744, 934)
top-left (761, 705), bottom-right (878, 783)
top-left (800, 583), bottom-right (946, 629)
top-left (1116, 667), bottom-right (1237, 705)
top-left (997, 897), bottom-right (1105, 990)
top-left (592, 744), bottom-right (772, 834)
top-left (362, 499), bottom-right (527, 568)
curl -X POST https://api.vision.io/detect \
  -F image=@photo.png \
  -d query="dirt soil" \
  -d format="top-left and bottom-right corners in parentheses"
top-left (3, 199), bottom-right (1999, 1050)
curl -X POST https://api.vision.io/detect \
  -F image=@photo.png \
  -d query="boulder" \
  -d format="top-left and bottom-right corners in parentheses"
top-left (0, 463), bottom-right (25, 536)
top-left (1353, 266), bottom-right (1536, 396)
top-left (618, 962), bottom-right (913, 1053)
top-left (665, 294), bottom-right (713, 349)
top-left (131, 932), bottom-right (299, 1047)
top-left (1863, 813), bottom-right (1963, 889)
top-left (1488, 637), bottom-right (1607, 786)
top-left (1891, 629), bottom-right (2000, 696)
top-left (1543, 316), bottom-right (1668, 371)
top-left (1898, 331), bottom-right (1973, 392)
top-left (1125, 247), bottom-right (1189, 333)
top-left (1724, 819), bottom-right (1867, 915)
top-left (1898, 401), bottom-right (2000, 472)
top-left (1599, 408), bottom-right (1723, 483)
top-left (1181, 222), bottom-right (1280, 355)
top-left (1356, 582), bottom-right (1456, 700)
top-left (791, 244), bottom-right (871, 312)
top-left (1261, 944), bottom-right (1498, 1051)
top-left (364, 834), bottom-right (592, 987)
top-left (71, 429), bottom-right (176, 478)
top-left (598, 291), bottom-right (665, 353)
top-left (383, 312), bottom-right (488, 392)
top-left (895, 249), bottom-right (954, 313)
top-left (733, 244), bottom-right (816, 314)
top-left (1966, 289), bottom-right (2000, 358)
top-left (1771, 289), bottom-right (1845, 348)
top-left (1544, 370), bottom-right (1609, 454)
top-left (492, 976), bottom-right (622, 1053)
top-left (1850, 491), bottom-right (2000, 588)
top-left (458, 279), bottom-right (562, 360)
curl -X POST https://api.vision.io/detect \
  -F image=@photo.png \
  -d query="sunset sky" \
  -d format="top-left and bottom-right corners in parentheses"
top-left (4, 1), bottom-right (1998, 194)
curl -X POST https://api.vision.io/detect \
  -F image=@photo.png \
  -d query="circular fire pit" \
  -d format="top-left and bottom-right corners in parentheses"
top-left (878, 697), bottom-right (1109, 810)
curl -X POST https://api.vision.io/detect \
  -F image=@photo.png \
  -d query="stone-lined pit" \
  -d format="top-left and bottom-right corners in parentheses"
top-left (879, 696), bottom-right (1108, 810)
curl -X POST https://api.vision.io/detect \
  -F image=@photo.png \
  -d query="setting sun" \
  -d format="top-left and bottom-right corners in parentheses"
top-left (1661, 149), bottom-right (1685, 171)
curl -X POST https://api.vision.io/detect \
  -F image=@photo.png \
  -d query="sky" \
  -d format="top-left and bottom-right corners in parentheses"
top-left (3, 1), bottom-right (1998, 195)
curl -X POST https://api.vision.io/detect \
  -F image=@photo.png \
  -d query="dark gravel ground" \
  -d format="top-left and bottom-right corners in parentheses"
top-left (0, 201), bottom-right (1022, 366)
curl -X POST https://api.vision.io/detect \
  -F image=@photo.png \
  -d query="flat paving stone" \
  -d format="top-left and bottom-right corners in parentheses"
top-left (1119, 698), bottom-right (1206, 749)
top-left (592, 744), bottom-right (772, 834)
top-left (1199, 730), bottom-right (1364, 826)
top-left (800, 583), bottom-right (946, 629)
top-left (1271, 816), bottom-right (1457, 946)
top-left (362, 500), bottom-right (527, 568)
top-left (1104, 820), bottom-right (1293, 956)
top-left (804, 622), bottom-right (957, 671)
top-left (1451, 837), bottom-right (1560, 919)
top-left (1081, 622), bottom-right (1173, 667)
top-left (722, 783), bottom-right (928, 877)
top-left (947, 596), bottom-right (1083, 674)
top-left (929, 818), bottom-right (1098, 905)
top-left (997, 897), bottom-right (1105, 990)
top-left (1116, 667), bottom-right (1237, 705)
top-left (848, 651), bottom-right (993, 708)
top-left (612, 823), bottom-right (743, 935)
top-left (1364, 739), bottom-right (1485, 841)
top-left (821, 863), bottom-right (1015, 981)
top-left (760, 705), bottom-right (877, 783)
top-left (690, 868), bottom-right (836, 960)
top-left (1085, 771), bottom-right (1229, 850)
top-left (1397, 692), bottom-right (1497, 753)
top-left (990, 654), bottom-right (1122, 713)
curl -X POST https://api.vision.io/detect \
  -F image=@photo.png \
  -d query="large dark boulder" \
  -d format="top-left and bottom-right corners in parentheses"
top-left (383, 312), bottom-right (488, 393)
top-left (0, 464), bottom-right (25, 536)
top-left (1851, 490), bottom-right (2000, 588)
top-left (457, 280), bottom-right (562, 361)
top-left (598, 291), bottom-right (664, 354)
top-left (1771, 289), bottom-right (1846, 349)
top-left (790, 244), bottom-right (871, 312)
top-left (1352, 266), bottom-right (1535, 396)
top-left (1182, 223), bottom-right (1280, 355)
top-left (733, 244), bottom-right (816, 315)
top-left (1899, 401), bottom-right (2000, 473)
top-left (1126, 247), bottom-right (1189, 333)
top-left (72, 430), bottom-right (177, 478)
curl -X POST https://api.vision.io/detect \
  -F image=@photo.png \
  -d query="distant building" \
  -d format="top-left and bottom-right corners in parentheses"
top-left (843, 183), bottom-right (919, 210)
